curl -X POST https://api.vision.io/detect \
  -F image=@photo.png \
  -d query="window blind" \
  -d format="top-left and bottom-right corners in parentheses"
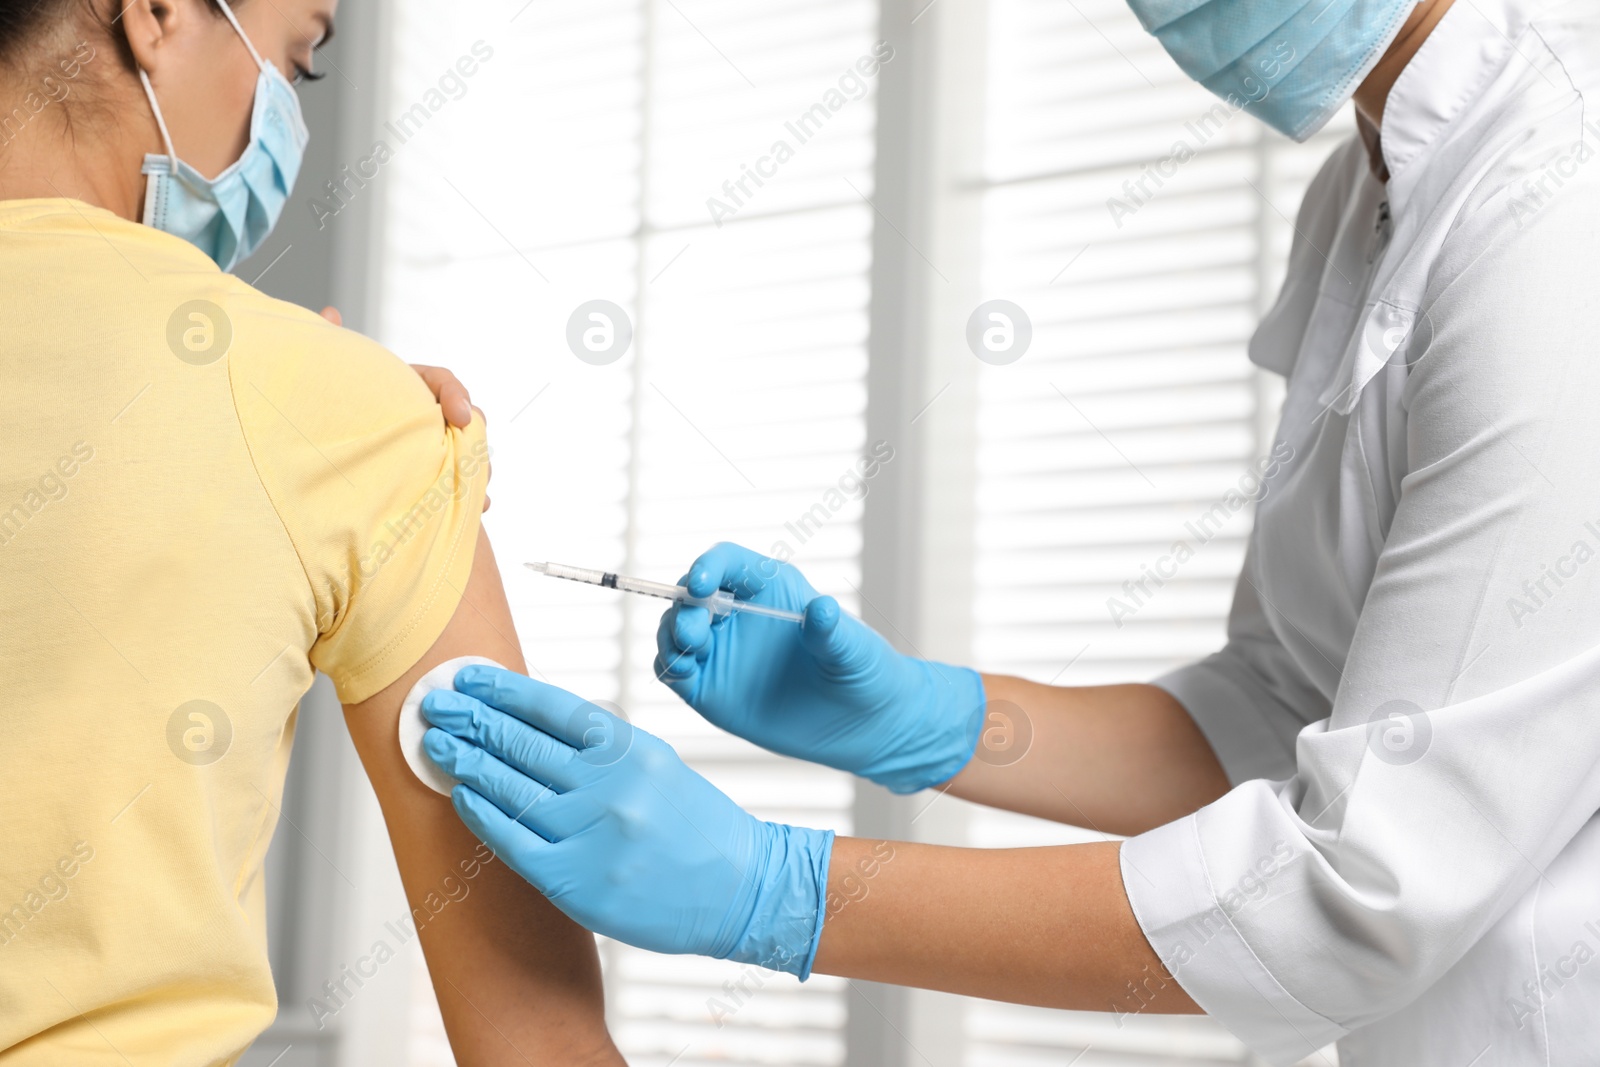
top-left (371, 0), bottom-right (1355, 1063)
top-left (962, 0), bottom-right (1351, 1064)
top-left (374, 1), bottom-right (881, 1063)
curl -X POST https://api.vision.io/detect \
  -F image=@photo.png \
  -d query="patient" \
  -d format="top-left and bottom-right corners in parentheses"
top-left (0, 0), bottom-right (619, 1063)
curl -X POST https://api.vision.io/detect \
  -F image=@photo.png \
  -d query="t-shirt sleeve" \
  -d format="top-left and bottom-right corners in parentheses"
top-left (227, 296), bottom-right (489, 705)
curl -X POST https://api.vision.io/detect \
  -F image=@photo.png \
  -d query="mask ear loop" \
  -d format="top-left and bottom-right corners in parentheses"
top-left (137, 0), bottom-right (262, 162)
top-left (138, 69), bottom-right (179, 160)
top-left (213, 0), bottom-right (268, 72)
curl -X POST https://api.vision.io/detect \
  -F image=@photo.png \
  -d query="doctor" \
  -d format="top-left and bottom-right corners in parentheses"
top-left (421, 0), bottom-right (1600, 1062)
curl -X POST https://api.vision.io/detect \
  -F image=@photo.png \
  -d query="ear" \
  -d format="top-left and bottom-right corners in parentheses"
top-left (120, 0), bottom-right (184, 77)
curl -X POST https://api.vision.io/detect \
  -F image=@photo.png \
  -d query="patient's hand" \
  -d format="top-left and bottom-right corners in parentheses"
top-left (409, 362), bottom-right (476, 430)
top-left (320, 305), bottom-right (492, 510)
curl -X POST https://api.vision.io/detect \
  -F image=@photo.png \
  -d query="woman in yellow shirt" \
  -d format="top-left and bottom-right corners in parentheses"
top-left (0, 0), bottom-right (620, 1063)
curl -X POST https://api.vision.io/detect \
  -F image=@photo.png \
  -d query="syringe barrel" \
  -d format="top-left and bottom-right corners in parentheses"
top-left (529, 561), bottom-right (801, 622)
top-left (664, 588), bottom-right (739, 616)
top-left (539, 562), bottom-right (610, 585)
top-left (681, 591), bottom-right (783, 619)
top-left (612, 574), bottom-right (694, 602)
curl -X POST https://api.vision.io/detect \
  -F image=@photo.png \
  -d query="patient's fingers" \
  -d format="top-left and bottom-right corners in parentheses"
top-left (411, 363), bottom-right (476, 429)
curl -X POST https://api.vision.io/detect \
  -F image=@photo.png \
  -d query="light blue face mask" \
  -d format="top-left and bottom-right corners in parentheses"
top-left (1125, 0), bottom-right (1417, 142)
top-left (138, 0), bottom-right (309, 271)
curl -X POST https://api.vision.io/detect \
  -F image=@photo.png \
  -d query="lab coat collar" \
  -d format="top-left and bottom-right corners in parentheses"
top-left (1378, 0), bottom-right (1534, 208)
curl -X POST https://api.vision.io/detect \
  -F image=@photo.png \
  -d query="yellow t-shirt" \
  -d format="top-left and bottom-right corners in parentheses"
top-left (0, 200), bottom-right (488, 1064)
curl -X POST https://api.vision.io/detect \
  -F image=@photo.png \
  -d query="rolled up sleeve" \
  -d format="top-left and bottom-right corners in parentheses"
top-left (1124, 188), bottom-right (1600, 1062)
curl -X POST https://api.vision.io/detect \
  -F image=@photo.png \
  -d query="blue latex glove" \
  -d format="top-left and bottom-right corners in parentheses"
top-left (421, 665), bottom-right (834, 977)
top-left (654, 543), bottom-right (987, 794)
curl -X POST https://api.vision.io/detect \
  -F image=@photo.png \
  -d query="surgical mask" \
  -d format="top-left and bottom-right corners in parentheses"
top-left (138, 0), bottom-right (309, 271)
top-left (1126, 0), bottom-right (1416, 142)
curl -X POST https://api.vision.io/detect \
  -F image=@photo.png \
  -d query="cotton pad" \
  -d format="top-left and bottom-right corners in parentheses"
top-left (398, 656), bottom-right (507, 795)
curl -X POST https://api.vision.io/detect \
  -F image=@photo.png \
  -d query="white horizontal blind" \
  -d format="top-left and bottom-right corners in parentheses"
top-left (963, 0), bottom-right (1350, 1064)
top-left (375, 0), bottom-right (881, 1064)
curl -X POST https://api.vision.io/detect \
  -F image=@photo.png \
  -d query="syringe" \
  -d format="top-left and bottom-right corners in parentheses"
top-left (525, 561), bottom-right (805, 623)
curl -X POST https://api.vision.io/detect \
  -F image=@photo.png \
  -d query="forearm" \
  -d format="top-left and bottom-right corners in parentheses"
top-left (811, 837), bottom-right (1199, 1016)
top-left (944, 677), bottom-right (1229, 836)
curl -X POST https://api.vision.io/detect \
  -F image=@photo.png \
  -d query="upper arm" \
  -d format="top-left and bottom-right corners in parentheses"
top-left (229, 306), bottom-right (618, 1063)
top-left (344, 528), bottom-right (619, 1066)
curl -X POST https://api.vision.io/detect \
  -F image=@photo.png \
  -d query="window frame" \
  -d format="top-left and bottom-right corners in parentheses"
top-left (248, 0), bottom-right (1327, 1062)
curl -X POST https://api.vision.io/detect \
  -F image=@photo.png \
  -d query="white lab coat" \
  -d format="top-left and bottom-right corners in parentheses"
top-left (1120, 1), bottom-right (1600, 1063)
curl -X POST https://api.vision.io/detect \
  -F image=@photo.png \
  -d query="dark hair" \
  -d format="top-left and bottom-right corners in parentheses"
top-left (0, 0), bottom-right (70, 58)
top-left (0, 0), bottom-right (231, 67)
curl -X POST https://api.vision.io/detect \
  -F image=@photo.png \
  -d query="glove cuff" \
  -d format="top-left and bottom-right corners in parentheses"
top-left (871, 664), bottom-right (988, 794)
top-left (724, 822), bottom-right (835, 980)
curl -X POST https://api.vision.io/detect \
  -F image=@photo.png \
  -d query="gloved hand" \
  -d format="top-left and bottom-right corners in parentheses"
top-left (421, 665), bottom-right (834, 977)
top-left (654, 543), bottom-right (987, 794)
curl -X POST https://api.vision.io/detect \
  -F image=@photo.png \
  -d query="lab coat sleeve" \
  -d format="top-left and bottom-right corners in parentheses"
top-left (1122, 185), bottom-right (1600, 1063)
top-left (1154, 547), bottom-right (1332, 786)
top-left (1153, 142), bottom-right (1359, 787)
